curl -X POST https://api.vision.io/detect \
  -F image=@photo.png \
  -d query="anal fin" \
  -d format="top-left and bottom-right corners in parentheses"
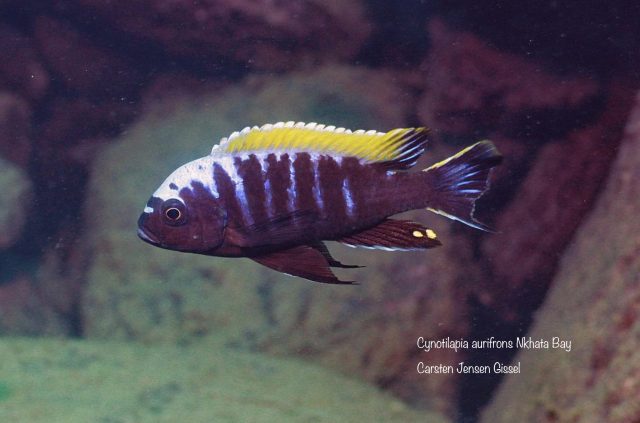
top-left (251, 245), bottom-right (357, 284)
top-left (338, 219), bottom-right (442, 251)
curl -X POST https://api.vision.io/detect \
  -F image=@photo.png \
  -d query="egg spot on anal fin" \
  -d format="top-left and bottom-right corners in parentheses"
top-left (338, 219), bottom-right (441, 251)
top-left (426, 229), bottom-right (437, 239)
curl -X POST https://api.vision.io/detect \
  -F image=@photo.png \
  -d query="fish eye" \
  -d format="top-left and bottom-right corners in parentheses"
top-left (161, 200), bottom-right (187, 226)
top-left (165, 207), bottom-right (181, 220)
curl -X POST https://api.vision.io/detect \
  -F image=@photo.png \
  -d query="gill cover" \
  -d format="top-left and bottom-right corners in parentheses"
top-left (179, 181), bottom-right (228, 252)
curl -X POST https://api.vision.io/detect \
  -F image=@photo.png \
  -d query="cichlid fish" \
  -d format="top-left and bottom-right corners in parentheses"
top-left (137, 121), bottom-right (502, 284)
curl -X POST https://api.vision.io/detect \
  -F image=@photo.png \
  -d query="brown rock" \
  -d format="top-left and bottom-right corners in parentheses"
top-left (26, 96), bottom-right (138, 243)
top-left (140, 73), bottom-right (226, 111)
top-left (417, 20), bottom-right (598, 136)
top-left (0, 91), bottom-right (31, 167)
top-left (38, 96), bottom-right (137, 153)
top-left (0, 25), bottom-right (50, 100)
top-left (478, 83), bottom-right (635, 320)
top-left (480, 90), bottom-right (640, 423)
top-left (34, 17), bottom-right (143, 97)
top-left (63, 0), bottom-right (371, 70)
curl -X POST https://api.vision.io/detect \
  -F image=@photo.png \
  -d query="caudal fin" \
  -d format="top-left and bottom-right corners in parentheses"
top-left (423, 141), bottom-right (502, 231)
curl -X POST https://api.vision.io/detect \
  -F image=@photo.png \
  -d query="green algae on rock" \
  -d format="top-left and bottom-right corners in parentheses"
top-left (0, 275), bottom-right (70, 336)
top-left (480, 92), bottom-right (640, 422)
top-left (0, 337), bottom-right (445, 423)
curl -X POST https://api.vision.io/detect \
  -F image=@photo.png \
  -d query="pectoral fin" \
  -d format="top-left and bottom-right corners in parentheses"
top-left (244, 210), bottom-right (318, 245)
top-left (338, 219), bottom-right (442, 251)
top-left (228, 210), bottom-right (318, 247)
top-left (310, 242), bottom-right (362, 269)
top-left (251, 245), bottom-right (357, 284)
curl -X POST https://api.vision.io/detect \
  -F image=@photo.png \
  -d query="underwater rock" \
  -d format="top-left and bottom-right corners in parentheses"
top-left (26, 95), bottom-right (137, 260)
top-left (0, 158), bottom-right (69, 335)
top-left (0, 156), bottom-right (31, 250)
top-left (33, 17), bottom-right (143, 98)
top-left (61, 0), bottom-right (371, 71)
top-left (0, 276), bottom-right (68, 336)
top-left (80, 65), bottom-right (470, 414)
top-left (0, 337), bottom-right (444, 422)
top-left (0, 25), bottom-right (50, 101)
top-left (480, 90), bottom-right (640, 422)
top-left (256, 231), bottom-right (480, 415)
top-left (414, 20), bottom-right (633, 328)
top-left (37, 96), bottom-right (138, 158)
top-left (0, 92), bottom-right (31, 168)
top-left (416, 20), bottom-right (599, 136)
top-left (479, 84), bottom-right (635, 320)
top-left (140, 72), bottom-right (227, 110)
top-left (0, 157), bottom-right (72, 336)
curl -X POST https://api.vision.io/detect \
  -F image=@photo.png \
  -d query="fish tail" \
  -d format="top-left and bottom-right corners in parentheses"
top-left (421, 141), bottom-right (502, 231)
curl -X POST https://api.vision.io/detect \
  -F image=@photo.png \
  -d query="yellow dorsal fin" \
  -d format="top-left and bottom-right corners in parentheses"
top-left (210, 121), bottom-right (429, 168)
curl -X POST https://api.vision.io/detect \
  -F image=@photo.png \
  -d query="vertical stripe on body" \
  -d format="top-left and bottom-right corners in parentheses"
top-left (220, 157), bottom-right (250, 224)
top-left (293, 153), bottom-right (321, 216)
top-left (213, 160), bottom-right (245, 226)
top-left (342, 176), bottom-right (355, 218)
top-left (340, 157), bottom-right (371, 221)
top-left (236, 154), bottom-right (268, 225)
top-left (212, 152), bottom-right (381, 232)
top-left (193, 159), bottom-right (219, 199)
top-left (317, 156), bottom-right (348, 222)
top-left (260, 156), bottom-right (274, 217)
top-left (287, 155), bottom-right (296, 212)
top-left (265, 153), bottom-right (292, 219)
top-left (312, 157), bottom-right (323, 214)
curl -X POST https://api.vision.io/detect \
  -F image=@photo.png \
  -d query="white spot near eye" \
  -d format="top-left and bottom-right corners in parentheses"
top-left (144, 206), bottom-right (154, 214)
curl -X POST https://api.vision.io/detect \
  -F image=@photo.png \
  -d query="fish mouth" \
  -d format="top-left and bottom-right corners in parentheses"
top-left (137, 212), bottom-right (160, 246)
top-left (137, 227), bottom-right (160, 245)
top-left (137, 212), bottom-right (161, 246)
top-left (138, 228), bottom-right (160, 245)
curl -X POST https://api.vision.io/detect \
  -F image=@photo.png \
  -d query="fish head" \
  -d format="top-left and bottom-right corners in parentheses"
top-left (137, 160), bottom-right (227, 253)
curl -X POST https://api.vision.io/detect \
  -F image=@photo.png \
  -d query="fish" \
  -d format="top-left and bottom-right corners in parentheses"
top-left (137, 121), bottom-right (502, 284)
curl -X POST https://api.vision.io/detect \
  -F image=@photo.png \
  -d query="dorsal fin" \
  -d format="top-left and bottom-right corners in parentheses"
top-left (210, 121), bottom-right (429, 170)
